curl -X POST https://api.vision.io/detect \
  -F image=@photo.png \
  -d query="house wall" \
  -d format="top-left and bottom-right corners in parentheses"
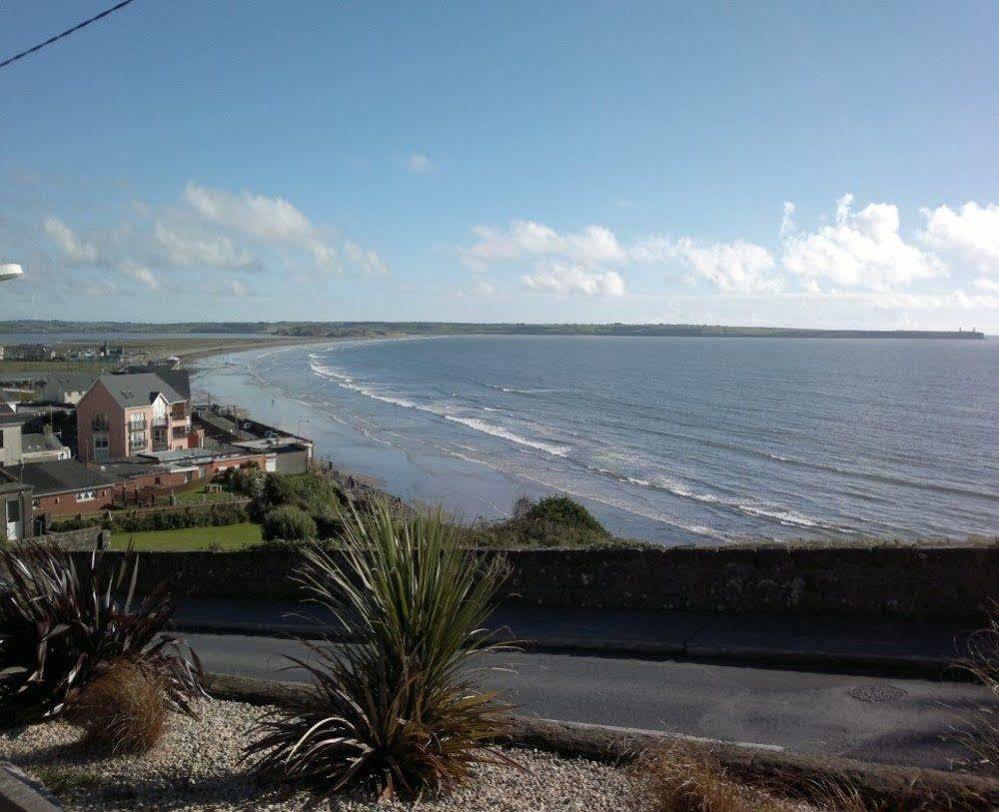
top-left (125, 405), bottom-right (153, 456)
top-left (0, 424), bottom-right (22, 466)
top-left (33, 486), bottom-right (116, 517)
top-left (76, 382), bottom-right (126, 462)
top-left (1, 487), bottom-right (33, 541)
top-left (19, 447), bottom-right (72, 464)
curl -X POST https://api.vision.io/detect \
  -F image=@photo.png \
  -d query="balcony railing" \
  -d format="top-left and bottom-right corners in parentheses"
top-left (172, 426), bottom-right (190, 440)
top-left (170, 404), bottom-right (190, 420)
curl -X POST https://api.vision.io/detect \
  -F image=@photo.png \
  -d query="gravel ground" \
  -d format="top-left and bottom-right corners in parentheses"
top-left (0, 699), bottom-right (637, 811)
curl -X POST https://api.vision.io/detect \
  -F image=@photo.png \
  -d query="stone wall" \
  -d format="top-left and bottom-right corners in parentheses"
top-left (67, 544), bottom-right (998, 620)
top-left (39, 527), bottom-right (104, 551)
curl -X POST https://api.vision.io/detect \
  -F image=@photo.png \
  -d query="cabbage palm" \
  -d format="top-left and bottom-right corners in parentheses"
top-left (246, 502), bottom-right (514, 801)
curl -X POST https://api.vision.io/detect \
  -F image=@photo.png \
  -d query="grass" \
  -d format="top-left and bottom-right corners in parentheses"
top-left (116, 522), bottom-right (263, 551)
top-left (32, 765), bottom-right (103, 794)
top-left (167, 484), bottom-right (242, 507)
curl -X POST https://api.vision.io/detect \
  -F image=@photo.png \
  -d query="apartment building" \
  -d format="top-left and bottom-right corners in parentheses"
top-left (76, 373), bottom-right (202, 463)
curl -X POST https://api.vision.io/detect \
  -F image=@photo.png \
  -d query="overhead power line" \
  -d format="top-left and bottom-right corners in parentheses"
top-left (0, 0), bottom-right (138, 71)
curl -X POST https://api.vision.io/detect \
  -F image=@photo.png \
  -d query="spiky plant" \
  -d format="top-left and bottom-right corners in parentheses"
top-left (245, 502), bottom-right (515, 802)
top-left (955, 604), bottom-right (999, 773)
top-left (0, 542), bottom-right (204, 724)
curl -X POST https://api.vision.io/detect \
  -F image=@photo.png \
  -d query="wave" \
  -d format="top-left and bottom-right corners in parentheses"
top-left (436, 444), bottom-right (729, 541)
top-left (442, 415), bottom-right (570, 457)
top-left (585, 458), bottom-right (842, 531)
top-left (483, 383), bottom-right (567, 395)
top-left (309, 355), bottom-right (571, 458)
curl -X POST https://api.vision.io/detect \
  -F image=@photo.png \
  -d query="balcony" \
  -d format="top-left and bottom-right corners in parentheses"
top-left (170, 403), bottom-right (190, 420)
top-left (172, 425), bottom-right (190, 440)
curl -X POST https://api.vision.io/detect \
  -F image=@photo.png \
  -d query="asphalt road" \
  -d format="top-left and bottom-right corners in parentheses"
top-left (184, 631), bottom-right (996, 771)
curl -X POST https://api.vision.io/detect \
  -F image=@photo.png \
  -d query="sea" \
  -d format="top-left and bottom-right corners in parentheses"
top-left (192, 335), bottom-right (999, 546)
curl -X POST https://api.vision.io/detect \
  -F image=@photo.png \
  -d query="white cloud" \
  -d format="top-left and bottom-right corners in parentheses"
top-left (153, 221), bottom-right (256, 269)
top-left (463, 221), bottom-right (626, 269)
top-left (184, 182), bottom-right (313, 242)
top-left (344, 241), bottom-right (389, 275)
top-left (779, 201), bottom-right (795, 238)
top-left (120, 264), bottom-right (159, 290)
top-left (226, 279), bottom-right (248, 297)
top-left (41, 181), bottom-right (387, 294)
top-left (973, 277), bottom-right (999, 293)
top-left (406, 153), bottom-right (433, 174)
top-left (632, 237), bottom-right (779, 293)
top-left (781, 194), bottom-right (942, 290)
top-left (920, 202), bottom-right (999, 273)
top-left (184, 181), bottom-right (337, 269)
top-left (522, 262), bottom-right (625, 297)
top-left (43, 217), bottom-right (98, 263)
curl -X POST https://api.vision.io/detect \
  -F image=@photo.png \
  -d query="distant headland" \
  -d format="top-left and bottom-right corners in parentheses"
top-left (0, 320), bottom-right (987, 340)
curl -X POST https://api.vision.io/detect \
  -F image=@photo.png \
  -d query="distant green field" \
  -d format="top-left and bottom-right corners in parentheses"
top-left (115, 523), bottom-right (263, 551)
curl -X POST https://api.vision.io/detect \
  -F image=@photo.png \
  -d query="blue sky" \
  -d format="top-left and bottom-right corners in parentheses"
top-left (1, 0), bottom-right (998, 329)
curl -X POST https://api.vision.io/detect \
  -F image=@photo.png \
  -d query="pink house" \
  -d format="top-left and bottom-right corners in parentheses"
top-left (77, 373), bottom-right (201, 462)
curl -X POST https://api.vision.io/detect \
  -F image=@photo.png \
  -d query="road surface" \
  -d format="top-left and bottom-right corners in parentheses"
top-left (184, 631), bottom-right (995, 771)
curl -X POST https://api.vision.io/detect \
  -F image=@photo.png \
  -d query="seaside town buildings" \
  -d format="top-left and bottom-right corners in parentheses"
top-left (0, 366), bottom-right (314, 541)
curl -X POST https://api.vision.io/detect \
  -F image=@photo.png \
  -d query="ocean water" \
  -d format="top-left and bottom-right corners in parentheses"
top-left (193, 336), bottom-right (998, 546)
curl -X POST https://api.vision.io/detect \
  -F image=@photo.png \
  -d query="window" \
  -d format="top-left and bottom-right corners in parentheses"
top-left (76, 491), bottom-right (96, 503)
top-left (5, 499), bottom-right (20, 523)
top-left (94, 431), bottom-right (109, 462)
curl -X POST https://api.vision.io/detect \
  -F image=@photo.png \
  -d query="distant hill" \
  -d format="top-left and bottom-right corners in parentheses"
top-left (0, 320), bottom-right (986, 340)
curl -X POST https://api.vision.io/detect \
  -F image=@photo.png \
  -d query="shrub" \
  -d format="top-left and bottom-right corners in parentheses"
top-left (262, 505), bottom-right (317, 541)
top-left (245, 502), bottom-right (514, 801)
top-left (253, 473), bottom-right (342, 535)
top-left (471, 495), bottom-right (621, 549)
top-left (66, 658), bottom-right (167, 754)
top-left (0, 543), bottom-right (204, 724)
top-left (222, 465), bottom-right (266, 500)
top-left (110, 502), bottom-right (250, 533)
top-left (630, 745), bottom-right (802, 812)
top-left (520, 495), bottom-right (606, 532)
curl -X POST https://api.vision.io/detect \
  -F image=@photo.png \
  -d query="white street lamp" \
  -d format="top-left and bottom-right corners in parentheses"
top-left (0, 263), bottom-right (23, 282)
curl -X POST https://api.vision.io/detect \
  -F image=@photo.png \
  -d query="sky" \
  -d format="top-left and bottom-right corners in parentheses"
top-left (1, 0), bottom-right (998, 330)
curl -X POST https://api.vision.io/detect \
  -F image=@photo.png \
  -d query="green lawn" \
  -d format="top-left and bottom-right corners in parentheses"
top-left (167, 485), bottom-right (242, 507)
top-left (115, 522), bottom-right (263, 551)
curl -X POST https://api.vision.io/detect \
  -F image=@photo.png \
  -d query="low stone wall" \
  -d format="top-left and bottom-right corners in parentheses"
top-left (68, 544), bottom-right (998, 620)
top-left (39, 527), bottom-right (104, 551)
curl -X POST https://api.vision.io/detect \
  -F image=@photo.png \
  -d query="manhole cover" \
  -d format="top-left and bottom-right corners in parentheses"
top-left (848, 684), bottom-right (908, 703)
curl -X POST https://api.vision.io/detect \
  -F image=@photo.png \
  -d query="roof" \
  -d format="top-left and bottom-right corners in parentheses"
top-left (121, 366), bottom-right (191, 400)
top-left (92, 460), bottom-right (170, 479)
top-left (0, 400), bottom-right (22, 427)
top-left (20, 433), bottom-right (68, 454)
top-left (232, 438), bottom-right (309, 452)
top-left (43, 373), bottom-right (98, 393)
top-left (0, 480), bottom-right (33, 496)
top-left (96, 373), bottom-right (185, 408)
top-left (137, 445), bottom-right (274, 465)
top-left (10, 459), bottom-right (118, 495)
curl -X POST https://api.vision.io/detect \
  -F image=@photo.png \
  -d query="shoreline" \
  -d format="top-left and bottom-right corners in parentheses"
top-left (187, 340), bottom-right (997, 550)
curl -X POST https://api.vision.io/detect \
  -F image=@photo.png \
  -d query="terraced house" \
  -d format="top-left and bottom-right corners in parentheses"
top-left (76, 373), bottom-right (203, 463)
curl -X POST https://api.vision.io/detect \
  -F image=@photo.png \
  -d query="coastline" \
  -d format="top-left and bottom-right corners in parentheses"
top-left (187, 338), bottom-right (997, 549)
